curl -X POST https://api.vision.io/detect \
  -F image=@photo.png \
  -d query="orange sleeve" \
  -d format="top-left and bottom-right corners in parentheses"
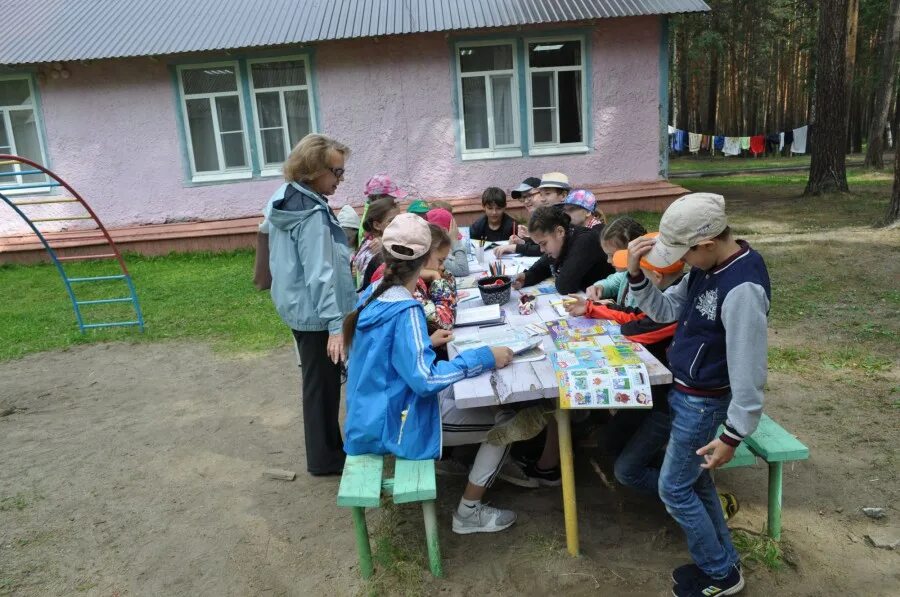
top-left (584, 302), bottom-right (645, 324)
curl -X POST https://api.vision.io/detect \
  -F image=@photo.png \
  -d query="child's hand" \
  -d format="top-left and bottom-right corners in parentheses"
top-left (490, 346), bottom-right (514, 369)
top-left (696, 438), bottom-right (736, 470)
top-left (585, 284), bottom-right (603, 301)
top-left (420, 268), bottom-right (440, 283)
top-left (564, 295), bottom-right (587, 316)
top-left (511, 273), bottom-right (526, 290)
top-left (626, 236), bottom-right (656, 275)
top-left (517, 225), bottom-right (529, 239)
top-left (430, 329), bottom-right (454, 347)
top-left (493, 244), bottom-right (515, 258)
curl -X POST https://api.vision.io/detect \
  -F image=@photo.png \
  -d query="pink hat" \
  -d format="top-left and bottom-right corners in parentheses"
top-left (381, 213), bottom-right (431, 260)
top-left (563, 189), bottom-right (597, 212)
top-left (425, 208), bottom-right (453, 231)
top-left (364, 174), bottom-right (408, 199)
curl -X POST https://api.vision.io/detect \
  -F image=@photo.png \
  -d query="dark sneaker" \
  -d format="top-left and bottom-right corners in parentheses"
top-left (673, 562), bottom-right (743, 586)
top-left (522, 461), bottom-right (562, 487)
top-left (672, 564), bottom-right (744, 596)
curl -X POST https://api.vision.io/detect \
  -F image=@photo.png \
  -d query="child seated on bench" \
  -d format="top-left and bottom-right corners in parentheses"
top-left (343, 213), bottom-right (526, 535)
top-left (585, 216), bottom-right (648, 304)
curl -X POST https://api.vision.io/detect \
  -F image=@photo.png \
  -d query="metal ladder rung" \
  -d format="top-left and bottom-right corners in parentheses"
top-left (0, 181), bottom-right (61, 191)
top-left (30, 216), bottom-right (94, 222)
top-left (82, 321), bottom-right (141, 329)
top-left (0, 169), bottom-right (45, 177)
top-left (76, 297), bottom-right (134, 306)
top-left (12, 198), bottom-right (79, 206)
top-left (67, 275), bottom-right (127, 283)
top-left (56, 253), bottom-right (117, 262)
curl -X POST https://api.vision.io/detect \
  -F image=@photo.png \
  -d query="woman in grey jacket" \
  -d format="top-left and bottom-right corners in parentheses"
top-left (259, 134), bottom-right (357, 476)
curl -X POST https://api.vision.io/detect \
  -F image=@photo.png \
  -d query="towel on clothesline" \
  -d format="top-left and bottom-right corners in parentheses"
top-left (689, 133), bottom-right (702, 153)
top-left (674, 129), bottom-right (687, 152)
top-left (791, 125), bottom-right (808, 154)
top-left (723, 137), bottom-right (742, 156)
top-left (749, 135), bottom-right (765, 156)
top-left (714, 136), bottom-right (725, 151)
top-left (740, 137), bottom-right (751, 151)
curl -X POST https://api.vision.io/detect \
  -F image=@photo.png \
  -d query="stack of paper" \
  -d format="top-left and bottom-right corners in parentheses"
top-left (455, 304), bottom-right (504, 327)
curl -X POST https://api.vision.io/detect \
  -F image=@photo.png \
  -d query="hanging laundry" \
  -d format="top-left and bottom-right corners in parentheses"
top-left (791, 125), bottom-right (808, 154)
top-left (778, 132), bottom-right (785, 152)
top-left (700, 135), bottom-right (710, 151)
top-left (723, 137), bottom-right (742, 156)
top-left (689, 133), bottom-right (702, 153)
top-left (740, 137), bottom-right (751, 151)
top-left (673, 129), bottom-right (687, 152)
top-left (783, 129), bottom-right (794, 150)
top-left (668, 125), bottom-right (676, 135)
top-left (749, 135), bottom-right (765, 156)
top-left (766, 134), bottom-right (780, 154)
top-left (714, 136), bottom-right (725, 151)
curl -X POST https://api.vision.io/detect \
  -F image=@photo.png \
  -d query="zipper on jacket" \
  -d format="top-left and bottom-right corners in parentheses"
top-left (397, 406), bottom-right (410, 445)
top-left (689, 343), bottom-right (705, 379)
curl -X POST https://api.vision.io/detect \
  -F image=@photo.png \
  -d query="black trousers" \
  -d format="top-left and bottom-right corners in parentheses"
top-left (292, 329), bottom-right (345, 474)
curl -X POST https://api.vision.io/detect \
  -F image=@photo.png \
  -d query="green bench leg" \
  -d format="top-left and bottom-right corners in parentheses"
top-left (351, 507), bottom-right (374, 579)
top-left (767, 462), bottom-right (783, 540)
top-left (421, 500), bottom-right (443, 577)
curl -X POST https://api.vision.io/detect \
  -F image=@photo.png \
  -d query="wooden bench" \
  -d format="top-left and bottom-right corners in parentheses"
top-left (337, 454), bottom-right (442, 579)
top-left (719, 414), bottom-right (809, 540)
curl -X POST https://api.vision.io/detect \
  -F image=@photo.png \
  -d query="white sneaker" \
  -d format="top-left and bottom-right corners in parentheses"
top-left (452, 503), bottom-right (517, 534)
top-left (497, 460), bottom-right (539, 488)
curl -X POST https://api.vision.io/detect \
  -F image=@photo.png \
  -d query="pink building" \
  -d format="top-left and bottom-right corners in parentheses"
top-left (0, 0), bottom-right (707, 251)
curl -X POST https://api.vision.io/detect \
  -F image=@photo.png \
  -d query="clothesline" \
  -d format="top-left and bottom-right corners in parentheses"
top-left (667, 125), bottom-right (809, 156)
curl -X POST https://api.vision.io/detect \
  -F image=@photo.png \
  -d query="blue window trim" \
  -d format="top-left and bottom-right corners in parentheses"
top-left (449, 28), bottom-right (593, 163)
top-left (0, 68), bottom-right (54, 172)
top-left (168, 48), bottom-right (320, 187)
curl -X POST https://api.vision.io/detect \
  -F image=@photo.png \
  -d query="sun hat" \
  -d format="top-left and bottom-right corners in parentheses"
top-left (336, 205), bottom-right (361, 229)
top-left (364, 174), bottom-right (408, 199)
top-left (645, 193), bottom-right (728, 267)
top-left (406, 199), bottom-right (431, 214)
top-left (425, 208), bottom-right (453, 231)
top-left (511, 176), bottom-right (542, 199)
top-left (381, 213), bottom-right (432, 260)
top-left (612, 236), bottom-right (686, 274)
top-left (538, 172), bottom-right (571, 190)
top-left (563, 189), bottom-right (596, 212)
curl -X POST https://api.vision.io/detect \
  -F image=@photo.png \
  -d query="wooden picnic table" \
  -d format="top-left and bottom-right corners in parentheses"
top-left (450, 270), bottom-right (672, 556)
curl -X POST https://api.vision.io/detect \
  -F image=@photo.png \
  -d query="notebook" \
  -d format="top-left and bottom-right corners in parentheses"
top-left (455, 304), bottom-right (504, 327)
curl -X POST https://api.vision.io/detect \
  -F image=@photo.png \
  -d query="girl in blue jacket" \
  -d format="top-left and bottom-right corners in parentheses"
top-left (343, 213), bottom-right (521, 535)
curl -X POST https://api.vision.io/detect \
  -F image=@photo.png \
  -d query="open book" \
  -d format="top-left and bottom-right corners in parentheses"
top-left (455, 304), bottom-right (504, 327)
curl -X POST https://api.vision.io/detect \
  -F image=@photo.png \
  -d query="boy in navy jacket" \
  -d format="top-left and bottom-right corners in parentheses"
top-left (627, 193), bottom-right (770, 597)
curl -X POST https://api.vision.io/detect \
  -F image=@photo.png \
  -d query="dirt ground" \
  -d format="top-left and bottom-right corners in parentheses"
top-left (1, 330), bottom-right (897, 596)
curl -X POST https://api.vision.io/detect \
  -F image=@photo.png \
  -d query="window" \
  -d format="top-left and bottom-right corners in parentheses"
top-left (177, 62), bottom-right (252, 182)
top-left (526, 39), bottom-right (587, 154)
top-left (248, 57), bottom-right (316, 175)
top-left (0, 75), bottom-right (50, 192)
top-left (455, 42), bottom-right (520, 160)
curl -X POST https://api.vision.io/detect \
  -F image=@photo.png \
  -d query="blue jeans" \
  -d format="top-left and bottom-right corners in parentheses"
top-left (613, 409), bottom-right (671, 494)
top-left (658, 389), bottom-right (739, 579)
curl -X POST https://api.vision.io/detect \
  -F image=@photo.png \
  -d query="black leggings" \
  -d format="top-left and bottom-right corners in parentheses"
top-left (292, 329), bottom-right (345, 474)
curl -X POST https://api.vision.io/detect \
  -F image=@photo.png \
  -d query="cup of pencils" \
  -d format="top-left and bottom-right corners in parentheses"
top-left (488, 260), bottom-right (508, 277)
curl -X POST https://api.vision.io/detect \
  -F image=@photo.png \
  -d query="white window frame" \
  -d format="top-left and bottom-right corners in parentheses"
top-left (455, 39), bottom-right (522, 161)
top-left (525, 35), bottom-right (589, 156)
top-left (247, 55), bottom-right (318, 177)
top-left (0, 74), bottom-right (52, 195)
top-left (176, 61), bottom-right (253, 183)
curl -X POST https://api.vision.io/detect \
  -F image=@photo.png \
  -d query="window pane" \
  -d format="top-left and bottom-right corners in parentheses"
top-left (528, 40), bottom-right (581, 68)
top-left (9, 110), bottom-right (46, 182)
top-left (459, 44), bottom-right (513, 73)
top-left (558, 70), bottom-right (583, 144)
top-left (0, 80), bottom-right (32, 107)
top-left (531, 72), bottom-right (555, 108)
top-left (215, 95), bottom-right (243, 133)
top-left (533, 108), bottom-right (556, 144)
top-left (181, 66), bottom-right (238, 94)
top-left (256, 92), bottom-right (282, 128)
top-left (491, 76), bottom-right (515, 146)
top-left (185, 98), bottom-right (219, 172)
top-left (284, 90), bottom-right (311, 147)
top-left (461, 77), bottom-right (489, 150)
top-left (261, 129), bottom-right (286, 165)
top-left (220, 131), bottom-right (246, 168)
top-left (251, 60), bottom-right (306, 88)
top-left (0, 115), bottom-right (10, 149)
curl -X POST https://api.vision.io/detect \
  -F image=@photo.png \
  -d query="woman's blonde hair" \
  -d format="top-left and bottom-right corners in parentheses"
top-left (283, 134), bottom-right (350, 182)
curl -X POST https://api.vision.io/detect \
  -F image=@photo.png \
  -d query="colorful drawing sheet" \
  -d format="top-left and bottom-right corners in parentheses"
top-left (546, 318), bottom-right (606, 350)
top-left (551, 350), bottom-right (652, 410)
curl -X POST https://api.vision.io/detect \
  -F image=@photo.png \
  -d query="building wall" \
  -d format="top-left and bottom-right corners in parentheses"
top-left (1, 16), bottom-right (663, 235)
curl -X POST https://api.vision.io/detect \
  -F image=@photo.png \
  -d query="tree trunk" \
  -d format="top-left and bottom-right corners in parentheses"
top-left (865, 0), bottom-right (900, 169)
top-left (806, 0), bottom-right (852, 195)
top-left (706, 48), bottom-right (719, 134)
top-left (886, 122), bottom-right (900, 223)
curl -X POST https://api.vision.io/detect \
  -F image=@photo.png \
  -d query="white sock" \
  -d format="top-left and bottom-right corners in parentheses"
top-left (458, 497), bottom-right (480, 517)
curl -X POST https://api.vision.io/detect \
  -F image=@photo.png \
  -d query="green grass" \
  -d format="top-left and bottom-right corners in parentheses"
top-left (363, 502), bottom-right (428, 597)
top-left (0, 494), bottom-right (31, 512)
top-left (669, 154), bottom-right (814, 173)
top-left (0, 250), bottom-right (289, 361)
top-left (732, 528), bottom-right (784, 571)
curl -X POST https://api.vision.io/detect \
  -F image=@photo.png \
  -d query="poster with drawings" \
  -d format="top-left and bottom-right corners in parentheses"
top-left (550, 347), bottom-right (652, 410)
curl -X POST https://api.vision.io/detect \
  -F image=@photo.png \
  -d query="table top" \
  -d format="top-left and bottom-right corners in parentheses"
top-left (450, 276), bottom-right (673, 410)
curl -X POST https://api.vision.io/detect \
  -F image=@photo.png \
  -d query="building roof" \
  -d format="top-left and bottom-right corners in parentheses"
top-left (0, 0), bottom-right (709, 65)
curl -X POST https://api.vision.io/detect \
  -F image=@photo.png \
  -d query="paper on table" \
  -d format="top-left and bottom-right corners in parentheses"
top-left (455, 304), bottom-right (503, 327)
